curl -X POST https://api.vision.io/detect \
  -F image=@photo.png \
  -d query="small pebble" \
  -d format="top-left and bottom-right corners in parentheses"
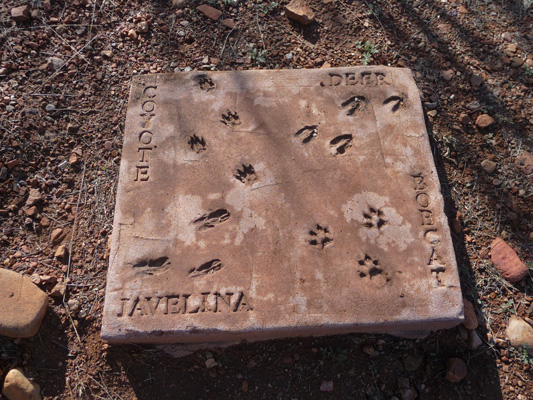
top-left (440, 69), bottom-right (454, 81)
top-left (459, 113), bottom-right (470, 125)
top-left (138, 21), bottom-right (149, 33)
top-left (6, 159), bottom-right (19, 169)
top-left (466, 101), bottom-right (481, 111)
top-left (320, 380), bottom-right (333, 392)
top-left (55, 244), bottom-right (68, 259)
top-left (463, 298), bottom-right (478, 329)
top-left (11, 5), bottom-right (31, 22)
top-left (67, 299), bottom-right (80, 313)
top-left (58, 160), bottom-right (69, 169)
top-left (205, 358), bottom-right (218, 369)
top-left (172, 0), bottom-right (187, 8)
top-left (101, 50), bottom-right (113, 59)
top-left (511, 57), bottom-right (524, 68)
top-left (471, 74), bottom-right (484, 88)
top-left (475, 114), bottom-right (495, 129)
top-left (481, 159), bottom-right (497, 173)
top-left (468, 330), bottom-right (483, 350)
top-left (128, 29), bottom-right (138, 40)
top-left (402, 387), bottom-right (418, 400)
top-left (46, 57), bottom-right (64, 71)
top-left (362, 344), bottom-right (374, 355)
top-left (445, 358), bottom-right (467, 382)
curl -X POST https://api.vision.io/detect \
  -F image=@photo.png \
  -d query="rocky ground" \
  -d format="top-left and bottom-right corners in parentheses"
top-left (0, 0), bottom-right (532, 399)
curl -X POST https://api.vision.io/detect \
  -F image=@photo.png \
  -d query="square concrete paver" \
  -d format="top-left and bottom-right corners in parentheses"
top-left (102, 67), bottom-right (464, 344)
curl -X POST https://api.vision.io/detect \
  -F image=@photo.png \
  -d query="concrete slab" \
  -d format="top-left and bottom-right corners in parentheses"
top-left (102, 67), bottom-right (463, 344)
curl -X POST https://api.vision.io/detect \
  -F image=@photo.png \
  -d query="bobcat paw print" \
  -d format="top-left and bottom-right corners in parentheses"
top-left (308, 224), bottom-right (333, 249)
top-left (197, 75), bottom-right (216, 92)
top-left (362, 207), bottom-right (387, 230)
top-left (357, 255), bottom-right (390, 284)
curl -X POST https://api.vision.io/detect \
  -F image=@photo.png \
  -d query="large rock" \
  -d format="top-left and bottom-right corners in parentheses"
top-left (2, 368), bottom-right (41, 400)
top-left (505, 316), bottom-right (533, 355)
top-left (0, 269), bottom-right (48, 338)
top-left (284, 0), bottom-right (315, 25)
top-left (491, 238), bottom-right (528, 282)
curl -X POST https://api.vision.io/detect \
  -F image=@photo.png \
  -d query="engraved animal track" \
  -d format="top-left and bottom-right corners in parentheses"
top-left (341, 96), bottom-right (366, 115)
top-left (357, 255), bottom-right (382, 278)
top-left (132, 256), bottom-right (171, 275)
top-left (221, 110), bottom-right (241, 126)
top-left (193, 209), bottom-right (230, 230)
top-left (357, 255), bottom-right (391, 285)
top-left (189, 259), bottom-right (223, 279)
top-left (383, 95), bottom-right (404, 112)
top-left (330, 134), bottom-right (353, 155)
top-left (235, 164), bottom-right (257, 185)
top-left (188, 134), bottom-right (206, 153)
top-left (197, 75), bottom-right (216, 91)
top-left (308, 224), bottom-right (333, 249)
top-left (363, 207), bottom-right (388, 229)
top-left (295, 125), bottom-right (318, 144)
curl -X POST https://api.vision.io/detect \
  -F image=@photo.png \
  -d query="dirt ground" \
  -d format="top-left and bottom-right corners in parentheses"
top-left (1, 0), bottom-right (532, 399)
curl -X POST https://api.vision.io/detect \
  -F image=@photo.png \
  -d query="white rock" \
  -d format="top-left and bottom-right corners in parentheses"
top-left (505, 316), bottom-right (533, 355)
